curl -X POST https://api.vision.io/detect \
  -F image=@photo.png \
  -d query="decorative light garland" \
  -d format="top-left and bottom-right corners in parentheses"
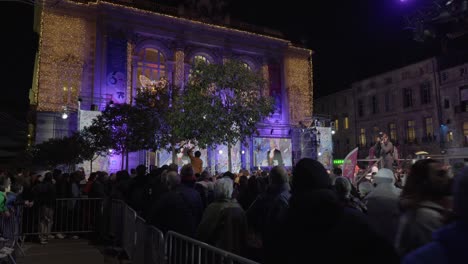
top-left (174, 50), bottom-right (185, 87)
top-left (36, 9), bottom-right (88, 112)
top-left (285, 46), bottom-right (313, 125)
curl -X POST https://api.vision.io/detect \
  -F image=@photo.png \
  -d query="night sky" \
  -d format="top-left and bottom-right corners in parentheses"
top-left (1, 0), bottom-right (442, 120)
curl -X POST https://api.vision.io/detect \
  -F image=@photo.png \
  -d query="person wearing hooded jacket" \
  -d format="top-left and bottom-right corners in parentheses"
top-left (402, 166), bottom-right (468, 264)
top-left (364, 168), bottom-right (401, 245)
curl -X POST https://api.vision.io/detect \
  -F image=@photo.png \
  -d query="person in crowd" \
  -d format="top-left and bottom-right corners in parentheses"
top-left (33, 171), bottom-right (56, 244)
top-left (395, 159), bottom-right (453, 256)
top-left (195, 170), bottom-right (214, 209)
top-left (247, 166), bottom-right (291, 263)
top-left (358, 180), bottom-right (374, 199)
top-left (278, 158), bottom-right (398, 264)
top-left (149, 168), bottom-right (203, 237)
top-left (83, 172), bottom-right (98, 196)
top-left (364, 168), bottom-right (401, 245)
top-left (197, 177), bottom-right (248, 256)
top-left (2, 183), bottom-right (23, 240)
top-left (110, 170), bottom-right (131, 200)
top-left (126, 165), bottom-right (152, 218)
top-left (334, 176), bottom-right (367, 213)
top-left (188, 148), bottom-right (203, 176)
top-left (237, 175), bottom-right (259, 211)
top-left (89, 171), bottom-right (109, 198)
top-left (130, 168), bottom-right (136, 178)
top-left (402, 167), bottom-right (468, 264)
top-left (330, 167), bottom-right (342, 185)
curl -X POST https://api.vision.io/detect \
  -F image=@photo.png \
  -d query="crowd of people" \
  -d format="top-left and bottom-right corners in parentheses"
top-left (0, 154), bottom-right (466, 263)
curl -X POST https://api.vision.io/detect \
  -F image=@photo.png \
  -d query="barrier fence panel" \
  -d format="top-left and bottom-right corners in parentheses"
top-left (165, 231), bottom-right (260, 264)
top-left (122, 206), bottom-right (137, 260)
top-left (21, 198), bottom-right (103, 235)
top-left (109, 199), bottom-right (125, 245)
top-left (133, 216), bottom-right (147, 264)
top-left (146, 226), bottom-right (165, 264)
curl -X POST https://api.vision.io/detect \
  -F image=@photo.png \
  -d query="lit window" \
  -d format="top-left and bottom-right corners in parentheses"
top-left (464, 122), bottom-right (468, 145)
top-left (193, 55), bottom-right (210, 64)
top-left (447, 131), bottom-right (453, 143)
top-left (344, 117), bottom-right (349, 130)
top-left (335, 119), bottom-right (339, 132)
top-left (407, 120), bottom-right (416, 143)
top-left (389, 123), bottom-right (397, 141)
top-left (136, 48), bottom-right (166, 88)
top-left (359, 128), bottom-right (366, 147)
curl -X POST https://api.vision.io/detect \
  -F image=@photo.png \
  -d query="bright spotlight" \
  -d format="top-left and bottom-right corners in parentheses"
top-left (219, 150), bottom-right (223, 154)
top-left (61, 112), bottom-right (68, 119)
top-left (331, 130), bottom-right (336, 135)
top-left (318, 152), bottom-right (322, 156)
top-left (241, 150), bottom-right (245, 154)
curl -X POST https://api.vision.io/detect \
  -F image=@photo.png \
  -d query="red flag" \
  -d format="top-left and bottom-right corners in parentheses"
top-left (342, 147), bottom-right (359, 182)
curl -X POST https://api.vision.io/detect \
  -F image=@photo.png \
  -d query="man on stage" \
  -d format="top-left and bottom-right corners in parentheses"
top-left (376, 133), bottom-right (394, 170)
top-left (267, 139), bottom-right (284, 167)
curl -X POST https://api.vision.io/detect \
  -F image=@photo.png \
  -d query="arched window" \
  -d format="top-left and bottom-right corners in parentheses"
top-left (193, 54), bottom-right (210, 64)
top-left (136, 48), bottom-right (166, 87)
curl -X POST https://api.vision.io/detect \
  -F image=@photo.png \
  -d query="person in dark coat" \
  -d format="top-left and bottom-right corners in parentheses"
top-left (247, 166), bottom-right (291, 263)
top-left (149, 167), bottom-right (203, 237)
top-left (197, 177), bottom-right (248, 256)
top-left (126, 165), bottom-right (151, 217)
top-left (402, 167), bottom-right (468, 264)
top-left (33, 171), bottom-right (56, 244)
top-left (277, 158), bottom-right (399, 264)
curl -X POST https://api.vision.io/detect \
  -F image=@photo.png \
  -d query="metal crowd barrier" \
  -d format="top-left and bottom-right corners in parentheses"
top-left (108, 200), bottom-right (165, 264)
top-left (21, 198), bottom-right (103, 235)
top-left (165, 231), bottom-right (260, 264)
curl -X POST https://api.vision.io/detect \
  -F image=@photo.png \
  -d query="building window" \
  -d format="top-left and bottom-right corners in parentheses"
top-left (344, 117), bottom-right (349, 129)
top-left (402, 71), bottom-right (410, 80)
top-left (447, 131), bottom-right (453, 143)
top-left (136, 47), bottom-right (166, 87)
top-left (358, 99), bottom-right (364, 117)
top-left (444, 98), bottom-right (450, 109)
top-left (193, 54), bottom-right (210, 64)
top-left (359, 128), bottom-right (366, 147)
top-left (407, 120), bottom-right (416, 143)
top-left (420, 82), bottom-right (431, 104)
top-left (389, 123), bottom-right (397, 141)
top-left (335, 119), bottom-right (339, 132)
top-left (441, 71), bottom-right (449, 82)
top-left (372, 95), bottom-right (378, 114)
top-left (464, 122), bottom-right (468, 145)
top-left (424, 117), bottom-right (433, 138)
top-left (403, 88), bottom-right (413, 108)
top-left (460, 86), bottom-right (468, 112)
top-left (384, 91), bottom-right (390, 111)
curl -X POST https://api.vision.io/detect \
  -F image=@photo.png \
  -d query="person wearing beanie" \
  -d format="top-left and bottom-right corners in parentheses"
top-left (281, 158), bottom-right (398, 264)
top-left (402, 167), bottom-right (468, 264)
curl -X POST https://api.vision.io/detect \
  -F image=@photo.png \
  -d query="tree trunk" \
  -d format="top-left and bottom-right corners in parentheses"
top-left (125, 150), bottom-right (129, 171)
top-left (228, 144), bottom-right (232, 172)
top-left (171, 144), bottom-right (177, 165)
top-left (121, 150), bottom-right (125, 170)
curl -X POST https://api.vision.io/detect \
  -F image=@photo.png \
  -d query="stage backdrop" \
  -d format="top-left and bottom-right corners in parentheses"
top-left (253, 137), bottom-right (292, 168)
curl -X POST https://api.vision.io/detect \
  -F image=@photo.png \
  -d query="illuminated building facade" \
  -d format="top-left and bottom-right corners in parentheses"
top-left (30, 0), bottom-right (313, 172)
